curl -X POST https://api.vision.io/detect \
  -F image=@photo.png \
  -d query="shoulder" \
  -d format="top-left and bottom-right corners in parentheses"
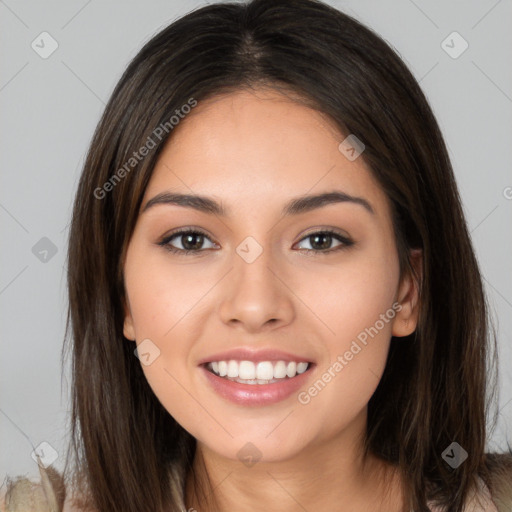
top-left (0, 466), bottom-right (97, 512)
top-left (482, 452), bottom-right (512, 512)
top-left (1, 468), bottom-right (63, 512)
top-left (422, 453), bottom-right (512, 512)
top-left (430, 453), bottom-right (512, 512)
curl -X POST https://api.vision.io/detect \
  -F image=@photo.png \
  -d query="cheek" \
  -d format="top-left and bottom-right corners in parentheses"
top-left (124, 245), bottom-right (211, 340)
top-left (124, 246), bottom-right (218, 434)
top-left (293, 243), bottom-right (400, 427)
top-left (302, 242), bottom-right (400, 347)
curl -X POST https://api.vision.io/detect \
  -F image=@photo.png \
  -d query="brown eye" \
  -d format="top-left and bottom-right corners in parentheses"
top-left (295, 230), bottom-right (354, 253)
top-left (159, 229), bottom-right (217, 254)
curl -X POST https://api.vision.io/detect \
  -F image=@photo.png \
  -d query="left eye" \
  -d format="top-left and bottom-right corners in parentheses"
top-left (295, 231), bottom-right (353, 252)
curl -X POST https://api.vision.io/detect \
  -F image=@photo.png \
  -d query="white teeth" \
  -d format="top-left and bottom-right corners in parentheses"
top-left (218, 361), bottom-right (228, 377)
top-left (227, 360), bottom-right (238, 378)
top-left (207, 359), bottom-right (310, 382)
top-left (273, 361), bottom-right (287, 379)
top-left (286, 361), bottom-right (297, 378)
top-left (256, 361), bottom-right (274, 380)
top-left (297, 362), bottom-right (308, 374)
top-left (239, 361), bottom-right (256, 380)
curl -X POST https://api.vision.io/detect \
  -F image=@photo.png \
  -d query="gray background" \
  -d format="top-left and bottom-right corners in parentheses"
top-left (1, 0), bottom-right (511, 484)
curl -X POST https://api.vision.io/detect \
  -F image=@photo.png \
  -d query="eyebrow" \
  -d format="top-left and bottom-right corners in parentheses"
top-left (142, 190), bottom-right (375, 217)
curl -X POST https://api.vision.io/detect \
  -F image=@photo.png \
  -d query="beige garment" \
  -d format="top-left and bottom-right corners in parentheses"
top-left (2, 463), bottom-right (510, 512)
top-left (422, 477), bottom-right (498, 512)
top-left (2, 462), bottom-right (65, 512)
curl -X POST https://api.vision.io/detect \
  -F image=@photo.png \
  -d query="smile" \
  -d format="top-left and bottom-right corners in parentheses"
top-left (200, 356), bottom-right (315, 405)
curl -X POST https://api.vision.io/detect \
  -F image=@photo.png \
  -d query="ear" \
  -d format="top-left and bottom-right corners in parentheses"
top-left (392, 248), bottom-right (422, 337)
top-left (123, 296), bottom-right (136, 341)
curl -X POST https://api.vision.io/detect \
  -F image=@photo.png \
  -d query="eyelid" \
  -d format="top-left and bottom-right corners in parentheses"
top-left (296, 226), bottom-right (352, 241)
top-left (162, 226), bottom-right (212, 240)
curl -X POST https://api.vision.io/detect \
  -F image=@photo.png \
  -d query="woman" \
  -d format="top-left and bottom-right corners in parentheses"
top-left (3, 0), bottom-right (511, 510)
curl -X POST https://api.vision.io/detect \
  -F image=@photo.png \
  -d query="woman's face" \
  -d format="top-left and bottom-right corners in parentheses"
top-left (123, 88), bottom-right (419, 463)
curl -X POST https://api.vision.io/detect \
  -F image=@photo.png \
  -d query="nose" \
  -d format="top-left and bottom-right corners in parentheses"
top-left (218, 246), bottom-right (295, 334)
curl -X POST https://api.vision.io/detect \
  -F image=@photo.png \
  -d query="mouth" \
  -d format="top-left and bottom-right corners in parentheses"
top-left (204, 359), bottom-right (311, 385)
top-left (200, 357), bottom-right (315, 406)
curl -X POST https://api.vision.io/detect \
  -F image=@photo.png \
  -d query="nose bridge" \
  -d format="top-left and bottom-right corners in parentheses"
top-left (233, 235), bottom-right (280, 301)
top-left (218, 235), bottom-right (294, 331)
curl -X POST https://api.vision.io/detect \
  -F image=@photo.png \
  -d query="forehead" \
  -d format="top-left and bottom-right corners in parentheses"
top-left (143, 89), bottom-right (390, 219)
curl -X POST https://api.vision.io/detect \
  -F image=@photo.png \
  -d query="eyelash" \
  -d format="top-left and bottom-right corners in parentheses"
top-left (158, 228), bottom-right (354, 256)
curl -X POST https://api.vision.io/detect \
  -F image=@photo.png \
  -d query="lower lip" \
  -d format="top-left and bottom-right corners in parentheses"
top-left (200, 364), bottom-right (315, 406)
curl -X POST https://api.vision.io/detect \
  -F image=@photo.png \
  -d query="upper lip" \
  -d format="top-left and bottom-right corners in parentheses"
top-left (197, 348), bottom-right (314, 365)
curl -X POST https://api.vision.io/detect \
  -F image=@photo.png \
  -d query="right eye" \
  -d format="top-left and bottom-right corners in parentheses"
top-left (158, 229), bottom-right (218, 255)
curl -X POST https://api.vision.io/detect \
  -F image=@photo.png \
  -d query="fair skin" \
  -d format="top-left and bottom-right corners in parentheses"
top-left (121, 88), bottom-right (421, 512)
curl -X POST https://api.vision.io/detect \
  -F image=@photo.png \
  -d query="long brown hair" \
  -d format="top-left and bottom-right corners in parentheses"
top-left (63, 0), bottom-right (506, 510)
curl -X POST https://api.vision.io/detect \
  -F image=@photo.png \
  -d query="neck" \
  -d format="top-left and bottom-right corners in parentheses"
top-left (184, 415), bottom-right (404, 512)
